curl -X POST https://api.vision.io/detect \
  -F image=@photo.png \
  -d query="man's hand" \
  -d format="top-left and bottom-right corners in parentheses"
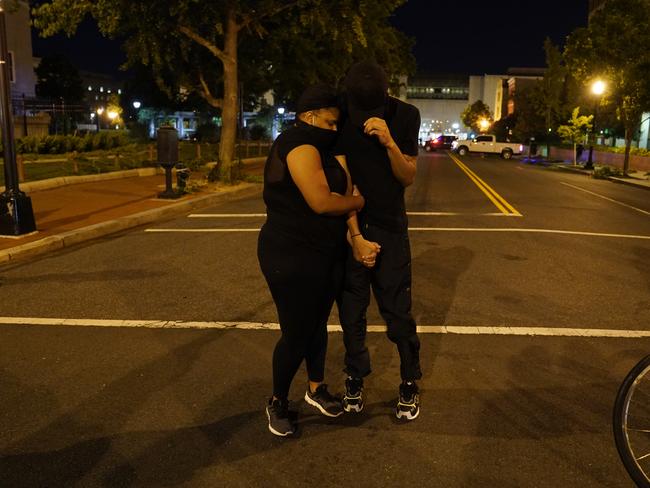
top-left (364, 117), bottom-right (396, 149)
top-left (351, 236), bottom-right (381, 268)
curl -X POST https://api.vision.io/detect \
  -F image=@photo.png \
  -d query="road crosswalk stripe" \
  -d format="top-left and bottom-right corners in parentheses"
top-left (144, 227), bottom-right (650, 240)
top-left (1, 317), bottom-right (649, 338)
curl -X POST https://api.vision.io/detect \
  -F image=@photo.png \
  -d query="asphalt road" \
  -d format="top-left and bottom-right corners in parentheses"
top-left (1, 151), bottom-right (649, 487)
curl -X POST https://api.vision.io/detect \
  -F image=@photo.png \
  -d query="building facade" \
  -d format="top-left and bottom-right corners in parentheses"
top-left (6, 0), bottom-right (37, 98)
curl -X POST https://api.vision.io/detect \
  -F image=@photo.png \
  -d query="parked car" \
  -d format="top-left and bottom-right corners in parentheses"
top-left (452, 134), bottom-right (523, 159)
top-left (423, 135), bottom-right (458, 152)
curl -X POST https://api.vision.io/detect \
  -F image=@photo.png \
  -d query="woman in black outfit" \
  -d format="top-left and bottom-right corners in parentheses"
top-left (258, 84), bottom-right (365, 437)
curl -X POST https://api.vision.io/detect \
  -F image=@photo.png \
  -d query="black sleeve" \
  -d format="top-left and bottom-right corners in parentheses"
top-left (277, 129), bottom-right (308, 162)
top-left (396, 106), bottom-right (421, 157)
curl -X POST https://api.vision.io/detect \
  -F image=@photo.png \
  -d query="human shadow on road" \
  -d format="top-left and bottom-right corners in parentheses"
top-left (0, 331), bottom-right (219, 487)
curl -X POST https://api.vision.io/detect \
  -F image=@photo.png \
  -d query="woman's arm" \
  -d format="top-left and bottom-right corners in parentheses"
top-left (335, 155), bottom-right (381, 268)
top-left (287, 145), bottom-right (364, 216)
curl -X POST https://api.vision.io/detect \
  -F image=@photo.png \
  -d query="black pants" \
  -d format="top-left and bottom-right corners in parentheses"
top-left (338, 222), bottom-right (422, 381)
top-left (258, 224), bottom-right (343, 400)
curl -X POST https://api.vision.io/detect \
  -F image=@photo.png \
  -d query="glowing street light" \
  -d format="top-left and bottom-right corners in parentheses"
top-left (277, 107), bottom-right (285, 115)
top-left (97, 107), bottom-right (105, 115)
top-left (132, 101), bottom-right (142, 110)
top-left (479, 118), bottom-right (490, 132)
top-left (108, 111), bottom-right (118, 120)
top-left (592, 79), bottom-right (606, 96)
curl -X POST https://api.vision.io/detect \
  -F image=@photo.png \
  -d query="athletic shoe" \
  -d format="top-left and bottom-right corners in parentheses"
top-left (396, 381), bottom-right (420, 420)
top-left (343, 376), bottom-right (364, 413)
top-left (266, 397), bottom-right (296, 437)
top-left (304, 384), bottom-right (343, 417)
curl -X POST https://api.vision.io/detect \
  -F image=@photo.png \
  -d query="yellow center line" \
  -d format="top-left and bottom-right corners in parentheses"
top-left (447, 152), bottom-right (522, 216)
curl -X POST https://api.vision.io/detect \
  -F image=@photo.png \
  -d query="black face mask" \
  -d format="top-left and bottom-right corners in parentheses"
top-left (296, 119), bottom-right (338, 151)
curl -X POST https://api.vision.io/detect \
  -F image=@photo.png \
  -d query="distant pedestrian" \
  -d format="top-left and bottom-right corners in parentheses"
top-left (336, 61), bottom-right (423, 420)
top-left (258, 84), bottom-right (365, 436)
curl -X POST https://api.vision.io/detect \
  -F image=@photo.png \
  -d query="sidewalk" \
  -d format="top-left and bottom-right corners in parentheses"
top-left (0, 160), bottom-right (265, 264)
top-left (520, 157), bottom-right (650, 191)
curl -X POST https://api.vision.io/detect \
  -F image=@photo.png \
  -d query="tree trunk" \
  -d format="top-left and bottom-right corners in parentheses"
top-left (218, 10), bottom-right (239, 183)
top-left (623, 127), bottom-right (632, 176)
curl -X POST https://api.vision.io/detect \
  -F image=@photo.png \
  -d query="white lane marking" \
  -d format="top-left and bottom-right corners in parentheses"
top-left (561, 182), bottom-right (650, 216)
top-left (408, 228), bottom-right (650, 240)
top-left (408, 212), bottom-right (522, 217)
top-left (190, 212), bottom-right (521, 218)
top-left (144, 227), bottom-right (650, 240)
top-left (1, 317), bottom-right (650, 338)
top-left (145, 229), bottom-right (261, 233)
top-left (189, 214), bottom-right (267, 218)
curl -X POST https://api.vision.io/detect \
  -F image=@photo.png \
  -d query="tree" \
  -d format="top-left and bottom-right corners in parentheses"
top-left (564, 0), bottom-right (650, 174)
top-left (512, 83), bottom-right (548, 143)
top-left (34, 54), bottom-right (84, 103)
top-left (557, 107), bottom-right (593, 165)
top-left (32, 0), bottom-right (414, 182)
top-left (537, 39), bottom-right (569, 135)
top-left (461, 100), bottom-right (492, 134)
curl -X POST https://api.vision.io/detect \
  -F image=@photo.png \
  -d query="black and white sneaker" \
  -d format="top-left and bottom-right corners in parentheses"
top-left (343, 377), bottom-right (364, 413)
top-left (304, 384), bottom-right (343, 417)
top-left (266, 397), bottom-right (296, 437)
top-left (396, 381), bottom-right (420, 420)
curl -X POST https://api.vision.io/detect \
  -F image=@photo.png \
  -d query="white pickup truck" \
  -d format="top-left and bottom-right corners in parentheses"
top-left (452, 135), bottom-right (523, 159)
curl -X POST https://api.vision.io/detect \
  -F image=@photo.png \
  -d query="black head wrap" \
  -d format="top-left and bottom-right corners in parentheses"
top-left (296, 84), bottom-right (339, 114)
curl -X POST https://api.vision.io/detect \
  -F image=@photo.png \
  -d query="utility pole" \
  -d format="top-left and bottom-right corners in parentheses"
top-left (0, 0), bottom-right (36, 235)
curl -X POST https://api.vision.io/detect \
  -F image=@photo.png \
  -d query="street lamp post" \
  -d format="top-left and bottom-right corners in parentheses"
top-left (586, 80), bottom-right (606, 170)
top-left (96, 107), bottom-right (104, 131)
top-left (0, 0), bottom-right (36, 235)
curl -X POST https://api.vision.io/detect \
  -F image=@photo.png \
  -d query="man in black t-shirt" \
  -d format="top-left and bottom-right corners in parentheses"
top-left (336, 61), bottom-right (422, 421)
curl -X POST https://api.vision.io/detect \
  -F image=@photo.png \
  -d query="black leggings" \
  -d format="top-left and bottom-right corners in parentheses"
top-left (258, 224), bottom-right (343, 400)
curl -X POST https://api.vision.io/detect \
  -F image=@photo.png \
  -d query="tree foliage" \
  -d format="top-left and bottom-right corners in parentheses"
top-left (557, 107), bottom-right (593, 144)
top-left (461, 100), bottom-right (492, 133)
top-left (34, 54), bottom-right (84, 103)
top-left (564, 0), bottom-right (650, 173)
top-left (32, 0), bottom-right (414, 182)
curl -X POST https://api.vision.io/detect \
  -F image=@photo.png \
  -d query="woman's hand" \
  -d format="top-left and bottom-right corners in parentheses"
top-left (351, 236), bottom-right (381, 268)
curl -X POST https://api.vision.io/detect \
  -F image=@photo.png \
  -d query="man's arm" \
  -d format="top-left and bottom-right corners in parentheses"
top-left (364, 117), bottom-right (417, 187)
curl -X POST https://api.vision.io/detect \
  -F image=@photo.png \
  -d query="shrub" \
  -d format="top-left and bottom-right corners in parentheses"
top-left (593, 165), bottom-right (624, 179)
top-left (195, 123), bottom-right (220, 143)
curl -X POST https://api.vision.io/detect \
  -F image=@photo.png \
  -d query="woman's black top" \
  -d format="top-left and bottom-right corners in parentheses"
top-left (262, 122), bottom-right (348, 256)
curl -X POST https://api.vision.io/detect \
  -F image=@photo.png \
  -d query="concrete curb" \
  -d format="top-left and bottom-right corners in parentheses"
top-left (20, 167), bottom-right (163, 192)
top-left (0, 183), bottom-right (262, 266)
top-left (608, 176), bottom-right (650, 191)
top-left (16, 156), bottom-right (267, 193)
top-left (549, 163), bottom-right (650, 190)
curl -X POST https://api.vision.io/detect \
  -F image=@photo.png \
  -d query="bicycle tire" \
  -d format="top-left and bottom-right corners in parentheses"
top-left (614, 354), bottom-right (650, 488)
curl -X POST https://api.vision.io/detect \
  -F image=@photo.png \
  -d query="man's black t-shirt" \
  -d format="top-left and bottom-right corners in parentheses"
top-left (335, 96), bottom-right (420, 233)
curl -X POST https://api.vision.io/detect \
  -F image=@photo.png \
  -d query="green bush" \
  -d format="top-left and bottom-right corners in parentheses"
top-left (12, 132), bottom-right (132, 155)
top-left (195, 123), bottom-right (220, 143)
top-left (593, 165), bottom-right (624, 179)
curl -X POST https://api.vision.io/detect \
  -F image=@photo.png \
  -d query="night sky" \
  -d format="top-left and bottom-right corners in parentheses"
top-left (31, 0), bottom-right (589, 76)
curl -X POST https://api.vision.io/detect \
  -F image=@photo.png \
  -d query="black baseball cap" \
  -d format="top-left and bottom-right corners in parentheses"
top-left (344, 61), bottom-right (389, 127)
top-left (296, 83), bottom-right (339, 114)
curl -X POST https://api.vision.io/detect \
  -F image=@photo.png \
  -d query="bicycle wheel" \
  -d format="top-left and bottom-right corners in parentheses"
top-left (614, 355), bottom-right (650, 488)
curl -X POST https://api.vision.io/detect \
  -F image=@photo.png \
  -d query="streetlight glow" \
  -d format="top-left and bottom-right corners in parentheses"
top-left (592, 80), bottom-right (606, 96)
top-left (277, 107), bottom-right (285, 115)
top-left (108, 111), bottom-right (118, 120)
top-left (479, 118), bottom-right (490, 131)
top-left (132, 101), bottom-right (142, 109)
top-left (97, 107), bottom-right (105, 115)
